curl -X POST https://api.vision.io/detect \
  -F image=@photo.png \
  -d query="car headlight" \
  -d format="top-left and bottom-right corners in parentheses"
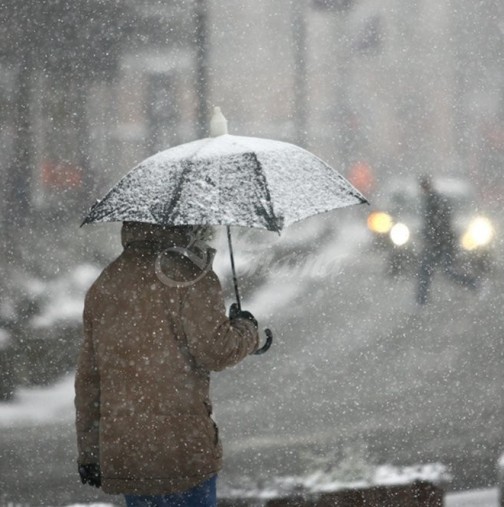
top-left (461, 216), bottom-right (495, 251)
top-left (390, 223), bottom-right (410, 246)
top-left (367, 211), bottom-right (393, 234)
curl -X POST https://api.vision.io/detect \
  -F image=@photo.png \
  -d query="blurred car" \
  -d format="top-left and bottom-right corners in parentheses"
top-left (366, 176), bottom-right (496, 277)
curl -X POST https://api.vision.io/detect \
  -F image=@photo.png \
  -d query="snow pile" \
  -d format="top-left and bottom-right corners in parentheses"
top-left (0, 374), bottom-right (75, 427)
top-left (373, 463), bottom-right (451, 486)
top-left (64, 504), bottom-right (114, 507)
top-left (498, 452), bottom-right (504, 468)
top-left (213, 217), bottom-right (369, 318)
top-left (0, 327), bottom-right (11, 350)
top-left (222, 463), bottom-right (451, 501)
top-left (30, 264), bottom-right (101, 329)
top-left (64, 503), bottom-right (114, 507)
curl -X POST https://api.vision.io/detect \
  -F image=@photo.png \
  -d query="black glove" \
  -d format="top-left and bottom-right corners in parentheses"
top-left (78, 463), bottom-right (101, 488)
top-left (229, 303), bottom-right (258, 328)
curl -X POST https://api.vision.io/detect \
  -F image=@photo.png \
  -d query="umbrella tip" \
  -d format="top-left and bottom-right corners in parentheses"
top-left (210, 106), bottom-right (228, 137)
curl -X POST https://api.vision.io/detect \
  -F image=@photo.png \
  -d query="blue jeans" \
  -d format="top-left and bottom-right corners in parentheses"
top-left (124, 476), bottom-right (217, 507)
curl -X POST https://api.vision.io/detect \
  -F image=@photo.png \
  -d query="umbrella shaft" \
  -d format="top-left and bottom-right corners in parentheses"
top-left (226, 226), bottom-right (241, 311)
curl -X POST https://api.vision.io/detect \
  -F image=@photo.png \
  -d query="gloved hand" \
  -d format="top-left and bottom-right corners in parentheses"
top-left (229, 303), bottom-right (258, 328)
top-left (78, 463), bottom-right (101, 488)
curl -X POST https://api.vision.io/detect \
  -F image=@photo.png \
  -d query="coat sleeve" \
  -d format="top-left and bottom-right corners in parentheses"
top-left (74, 292), bottom-right (101, 465)
top-left (181, 271), bottom-right (259, 371)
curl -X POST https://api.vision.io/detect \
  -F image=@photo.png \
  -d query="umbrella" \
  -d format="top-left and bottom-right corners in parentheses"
top-left (83, 107), bottom-right (368, 353)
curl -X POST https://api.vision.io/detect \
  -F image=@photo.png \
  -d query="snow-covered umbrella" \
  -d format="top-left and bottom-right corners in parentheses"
top-left (82, 107), bottom-right (368, 353)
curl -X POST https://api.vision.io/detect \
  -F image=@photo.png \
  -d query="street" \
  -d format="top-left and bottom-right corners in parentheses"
top-left (1, 218), bottom-right (503, 505)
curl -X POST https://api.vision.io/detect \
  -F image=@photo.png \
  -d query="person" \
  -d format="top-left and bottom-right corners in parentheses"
top-left (416, 175), bottom-right (478, 305)
top-left (75, 221), bottom-right (259, 507)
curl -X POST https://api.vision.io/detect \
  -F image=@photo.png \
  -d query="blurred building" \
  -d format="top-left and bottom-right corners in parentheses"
top-left (341, 0), bottom-right (504, 193)
top-left (1, 0), bottom-right (503, 273)
top-left (207, 0), bottom-right (504, 199)
top-left (0, 1), bottom-right (204, 271)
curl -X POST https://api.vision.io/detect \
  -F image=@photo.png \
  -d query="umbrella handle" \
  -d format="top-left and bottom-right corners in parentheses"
top-left (227, 226), bottom-right (272, 355)
top-left (254, 328), bottom-right (273, 355)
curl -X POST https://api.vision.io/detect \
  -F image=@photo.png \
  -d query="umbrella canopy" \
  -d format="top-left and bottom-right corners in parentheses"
top-left (82, 109), bottom-right (368, 355)
top-left (82, 133), bottom-right (367, 231)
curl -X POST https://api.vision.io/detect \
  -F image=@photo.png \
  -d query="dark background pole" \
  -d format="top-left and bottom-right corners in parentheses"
top-left (195, 0), bottom-right (209, 138)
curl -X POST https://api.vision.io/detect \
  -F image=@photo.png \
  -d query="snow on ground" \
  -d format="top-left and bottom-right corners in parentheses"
top-left (213, 217), bottom-right (370, 317)
top-left (63, 505), bottom-right (114, 507)
top-left (250, 220), bottom-right (369, 315)
top-left (221, 463), bottom-right (451, 500)
top-left (0, 373), bottom-right (75, 427)
top-left (30, 264), bottom-right (101, 329)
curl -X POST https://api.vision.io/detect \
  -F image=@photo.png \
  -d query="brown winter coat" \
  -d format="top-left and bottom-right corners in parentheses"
top-left (75, 223), bottom-right (259, 495)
